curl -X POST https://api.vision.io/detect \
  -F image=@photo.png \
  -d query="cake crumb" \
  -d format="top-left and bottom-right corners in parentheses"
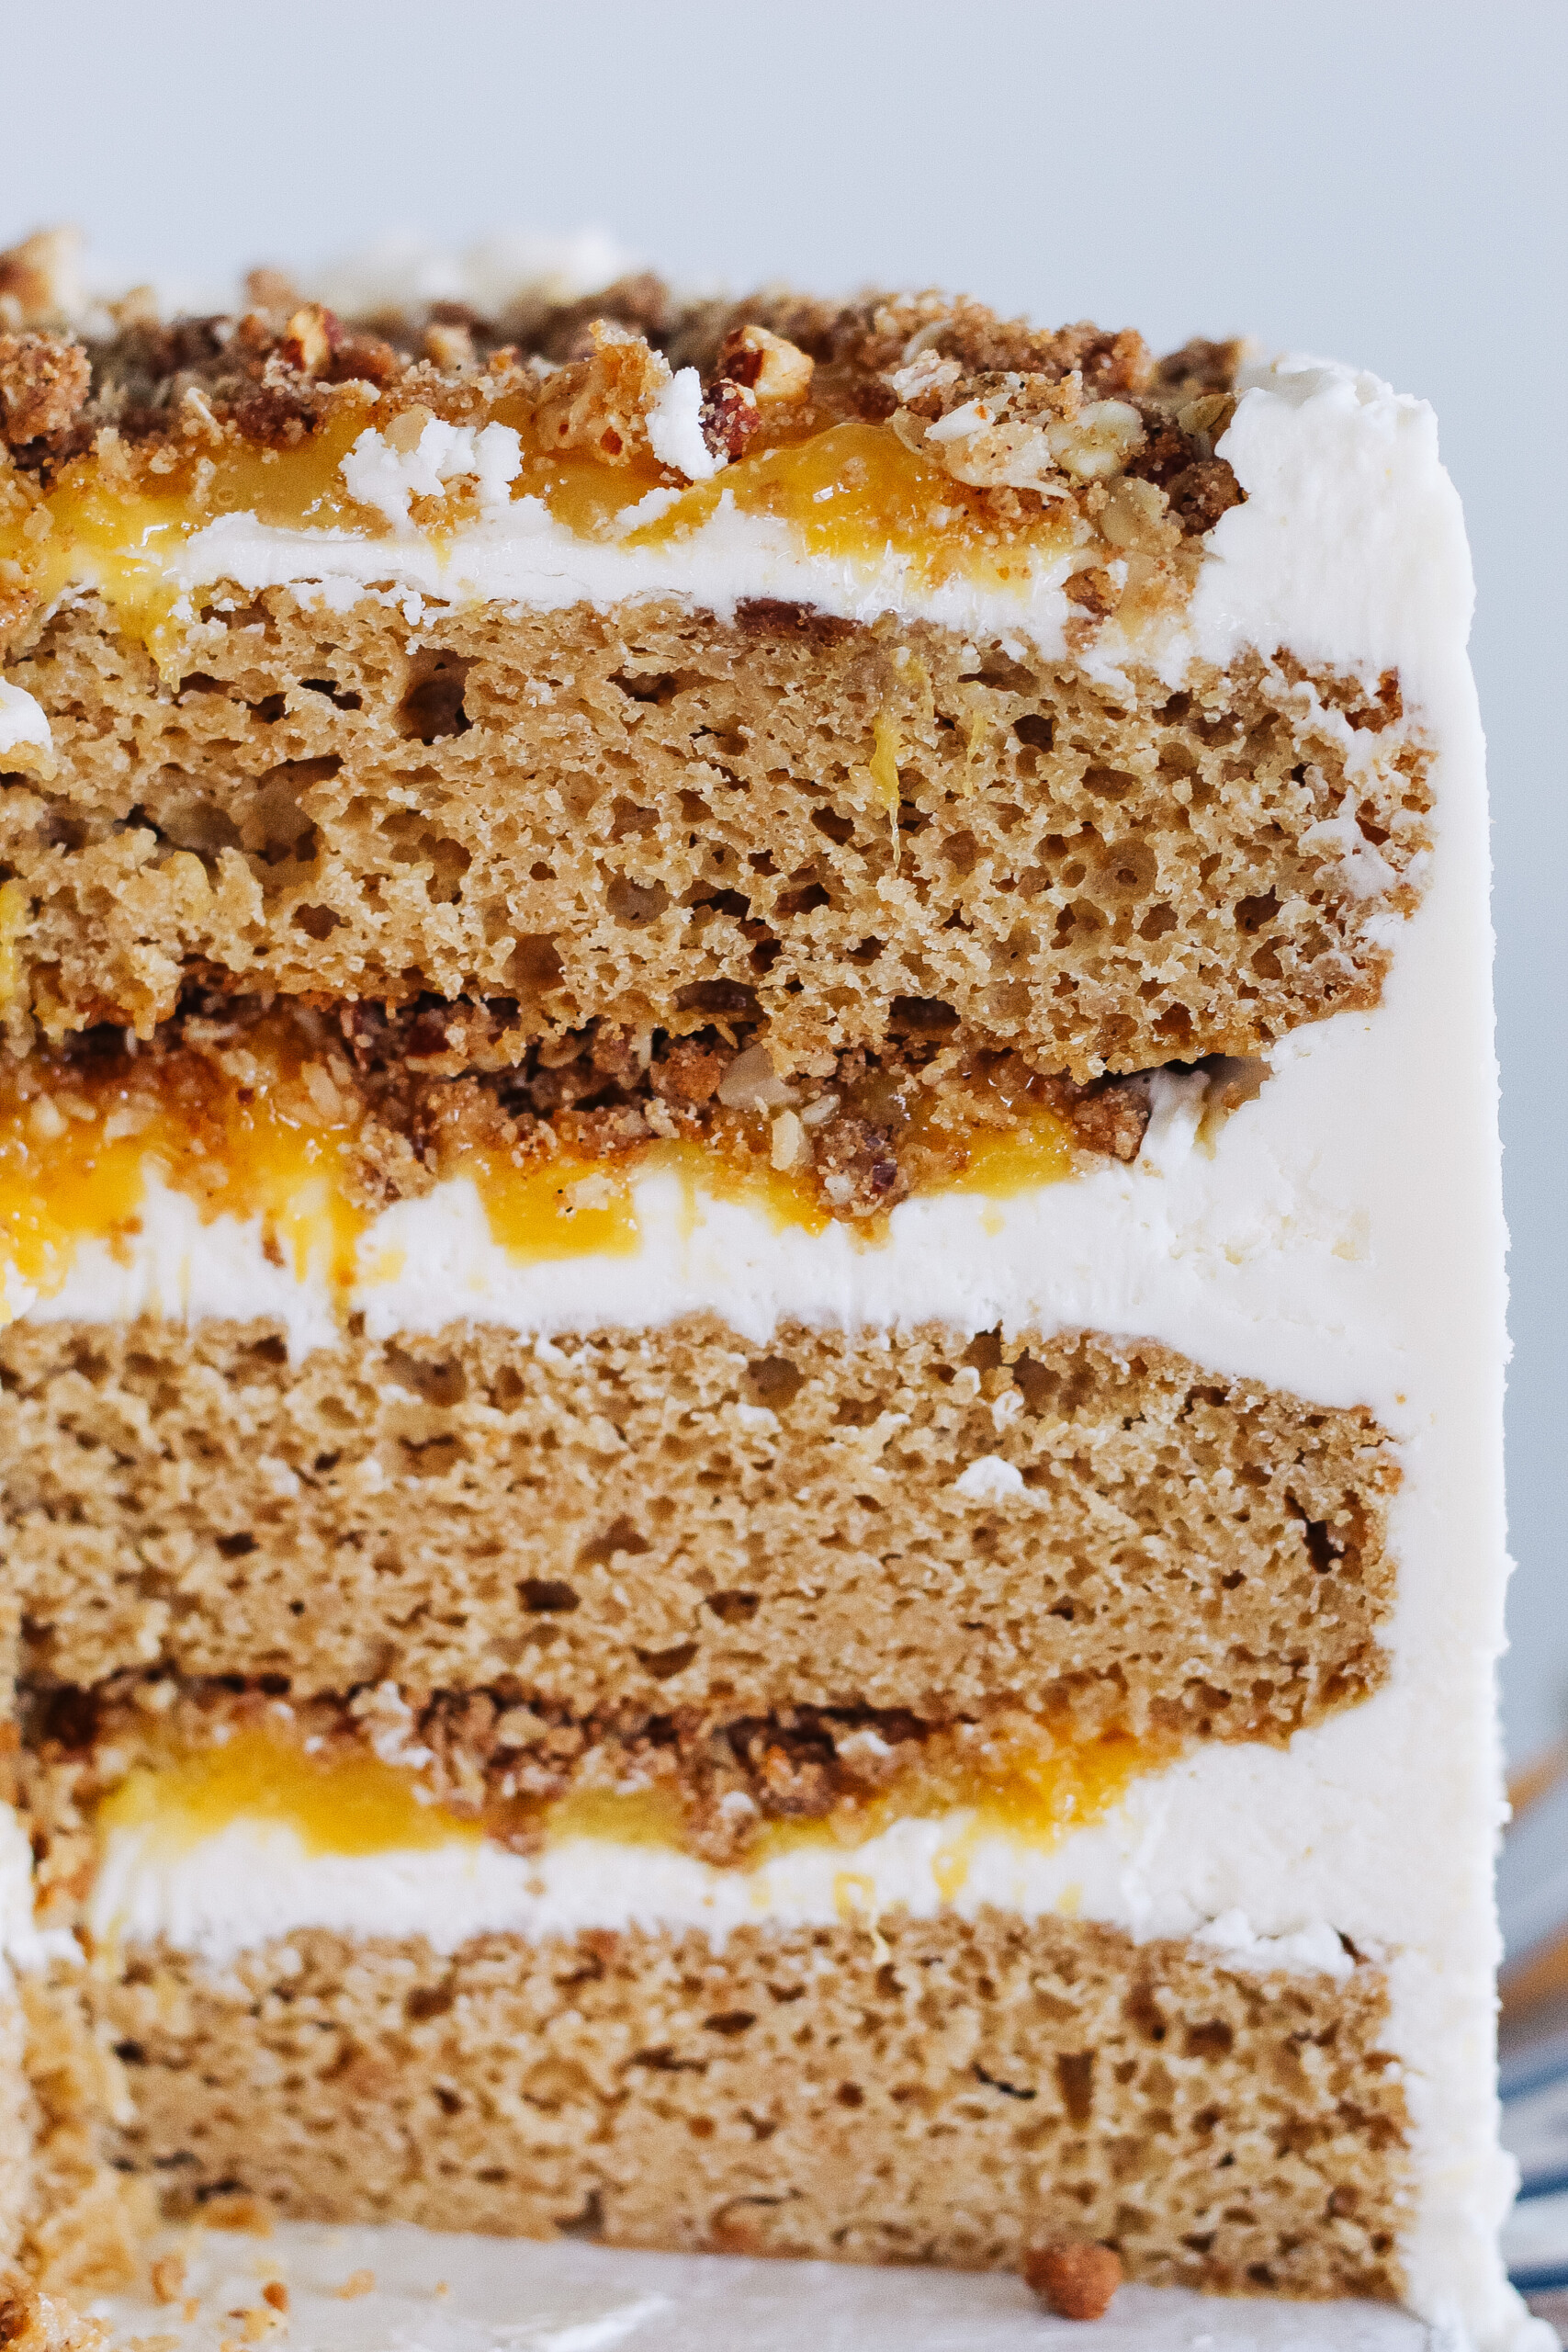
top-left (125, 2337), bottom-right (181, 2352)
top-left (433, 2284), bottom-right (449, 2301)
top-left (260, 2285), bottom-right (288, 2315)
top-left (148, 2257), bottom-right (186, 2307)
top-left (197, 2192), bottom-right (271, 2236)
top-left (332, 2272), bottom-right (375, 2301)
top-left (180, 2305), bottom-right (199, 2325)
top-left (1022, 2241), bottom-right (1122, 2321)
top-left (0, 2264), bottom-right (109, 2352)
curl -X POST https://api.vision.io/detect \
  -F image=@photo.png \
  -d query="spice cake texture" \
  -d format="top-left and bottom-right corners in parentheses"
top-left (0, 227), bottom-right (1534, 2344)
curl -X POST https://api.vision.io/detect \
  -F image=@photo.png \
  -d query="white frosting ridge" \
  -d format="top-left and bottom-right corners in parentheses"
top-left (0, 677), bottom-right (51, 765)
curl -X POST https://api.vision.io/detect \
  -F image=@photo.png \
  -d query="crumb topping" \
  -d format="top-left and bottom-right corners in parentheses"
top-left (0, 230), bottom-right (1243, 664)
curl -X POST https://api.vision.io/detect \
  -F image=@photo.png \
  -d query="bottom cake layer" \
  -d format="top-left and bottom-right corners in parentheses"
top-left (31, 1911), bottom-right (1408, 2301)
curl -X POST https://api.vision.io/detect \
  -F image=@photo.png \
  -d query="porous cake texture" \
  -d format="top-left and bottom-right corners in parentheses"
top-left (38, 1918), bottom-right (1405, 2296)
top-left (3, 597), bottom-right (1427, 1072)
top-left (0, 228), bottom-right (1532, 2346)
top-left (5, 1320), bottom-right (1396, 1735)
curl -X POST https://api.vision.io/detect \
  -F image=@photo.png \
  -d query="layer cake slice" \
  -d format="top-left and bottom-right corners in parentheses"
top-left (0, 229), bottom-right (1533, 2346)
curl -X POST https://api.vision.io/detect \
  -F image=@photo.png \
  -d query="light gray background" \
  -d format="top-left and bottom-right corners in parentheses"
top-left (3, 0), bottom-right (1562, 1757)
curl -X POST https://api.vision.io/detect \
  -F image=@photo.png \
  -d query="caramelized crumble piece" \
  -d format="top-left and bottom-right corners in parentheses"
top-left (1022, 2241), bottom-right (1122, 2321)
top-left (0, 334), bottom-right (90, 448)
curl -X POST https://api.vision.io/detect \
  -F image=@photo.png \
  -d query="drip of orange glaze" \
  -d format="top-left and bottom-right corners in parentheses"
top-left (0, 1033), bottom-right (367, 1301)
top-left (626, 421), bottom-right (1075, 592)
top-left (1, 408), bottom-right (378, 677)
top-left (466, 1146), bottom-right (641, 1263)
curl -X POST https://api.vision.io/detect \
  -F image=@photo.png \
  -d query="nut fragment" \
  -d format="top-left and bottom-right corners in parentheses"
top-left (0, 333), bottom-right (90, 445)
top-left (244, 266), bottom-right (301, 317)
top-left (423, 319), bottom-right (476, 371)
top-left (1021, 2241), bottom-right (1122, 2322)
top-left (0, 227), bottom-right (83, 329)
top-left (699, 377), bottom-right (761, 462)
top-left (716, 322), bottom-right (815, 403)
top-left (278, 303), bottom-right (342, 377)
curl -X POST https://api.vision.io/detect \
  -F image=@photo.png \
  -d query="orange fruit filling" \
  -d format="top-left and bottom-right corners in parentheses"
top-left (0, 1028), bottom-right (1077, 1312)
top-left (0, 404), bottom-right (1077, 678)
top-left (95, 1717), bottom-right (1168, 1873)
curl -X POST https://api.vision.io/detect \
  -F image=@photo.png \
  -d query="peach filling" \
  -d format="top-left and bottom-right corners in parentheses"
top-left (0, 1027), bottom-right (1077, 1306)
top-left (95, 1718), bottom-right (1168, 1875)
top-left (0, 407), bottom-right (1078, 673)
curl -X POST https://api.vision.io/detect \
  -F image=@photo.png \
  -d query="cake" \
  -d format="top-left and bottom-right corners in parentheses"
top-left (0, 225), bottom-right (1536, 2344)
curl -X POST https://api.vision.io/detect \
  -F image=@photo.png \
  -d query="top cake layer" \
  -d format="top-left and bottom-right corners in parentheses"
top-left (0, 241), bottom-right (1450, 1073)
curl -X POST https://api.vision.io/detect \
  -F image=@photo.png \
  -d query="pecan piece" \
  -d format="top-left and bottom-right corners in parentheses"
top-left (700, 377), bottom-right (761, 462)
top-left (716, 322), bottom-right (815, 403)
top-left (278, 303), bottom-right (343, 377)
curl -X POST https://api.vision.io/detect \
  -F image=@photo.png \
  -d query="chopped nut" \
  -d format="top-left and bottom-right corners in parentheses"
top-left (423, 320), bottom-right (476, 371)
top-left (244, 267), bottom-right (301, 317)
top-left (0, 2262), bottom-right (112, 2352)
top-left (770, 1107), bottom-right (807, 1172)
top-left (717, 1044), bottom-right (795, 1112)
top-left (385, 402), bottom-right (432, 455)
top-left (1064, 567), bottom-right (1119, 618)
top-left (716, 323), bottom-right (814, 403)
top-left (108, 283), bottom-right (161, 328)
top-left (278, 304), bottom-right (342, 377)
top-left (148, 2254), bottom-right (186, 2305)
top-left (1176, 390), bottom-right (1238, 452)
top-left (563, 1171), bottom-right (615, 1213)
top-left (1099, 474), bottom-right (1170, 552)
top-left (699, 378), bottom-right (761, 462)
top-left (1046, 398), bottom-right (1145, 483)
top-left (1022, 2241), bottom-right (1122, 2322)
top-left (0, 333), bottom-right (90, 445)
top-left (0, 227), bottom-right (83, 329)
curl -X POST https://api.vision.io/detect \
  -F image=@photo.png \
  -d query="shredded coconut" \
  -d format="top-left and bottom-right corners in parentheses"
top-left (647, 368), bottom-right (721, 481)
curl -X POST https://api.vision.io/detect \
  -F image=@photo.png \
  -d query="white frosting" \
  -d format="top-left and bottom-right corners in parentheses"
top-left (308, 230), bottom-right (636, 321)
top-left (0, 676), bottom-right (51, 763)
top-left (339, 416), bottom-right (523, 531)
top-left (0, 360), bottom-right (1529, 2343)
top-left (84, 1771), bottom-right (1359, 1974)
top-left (646, 369), bottom-right (722, 481)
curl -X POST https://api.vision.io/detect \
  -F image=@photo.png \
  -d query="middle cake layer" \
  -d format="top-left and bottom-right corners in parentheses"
top-left (6, 1317), bottom-right (1397, 1738)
